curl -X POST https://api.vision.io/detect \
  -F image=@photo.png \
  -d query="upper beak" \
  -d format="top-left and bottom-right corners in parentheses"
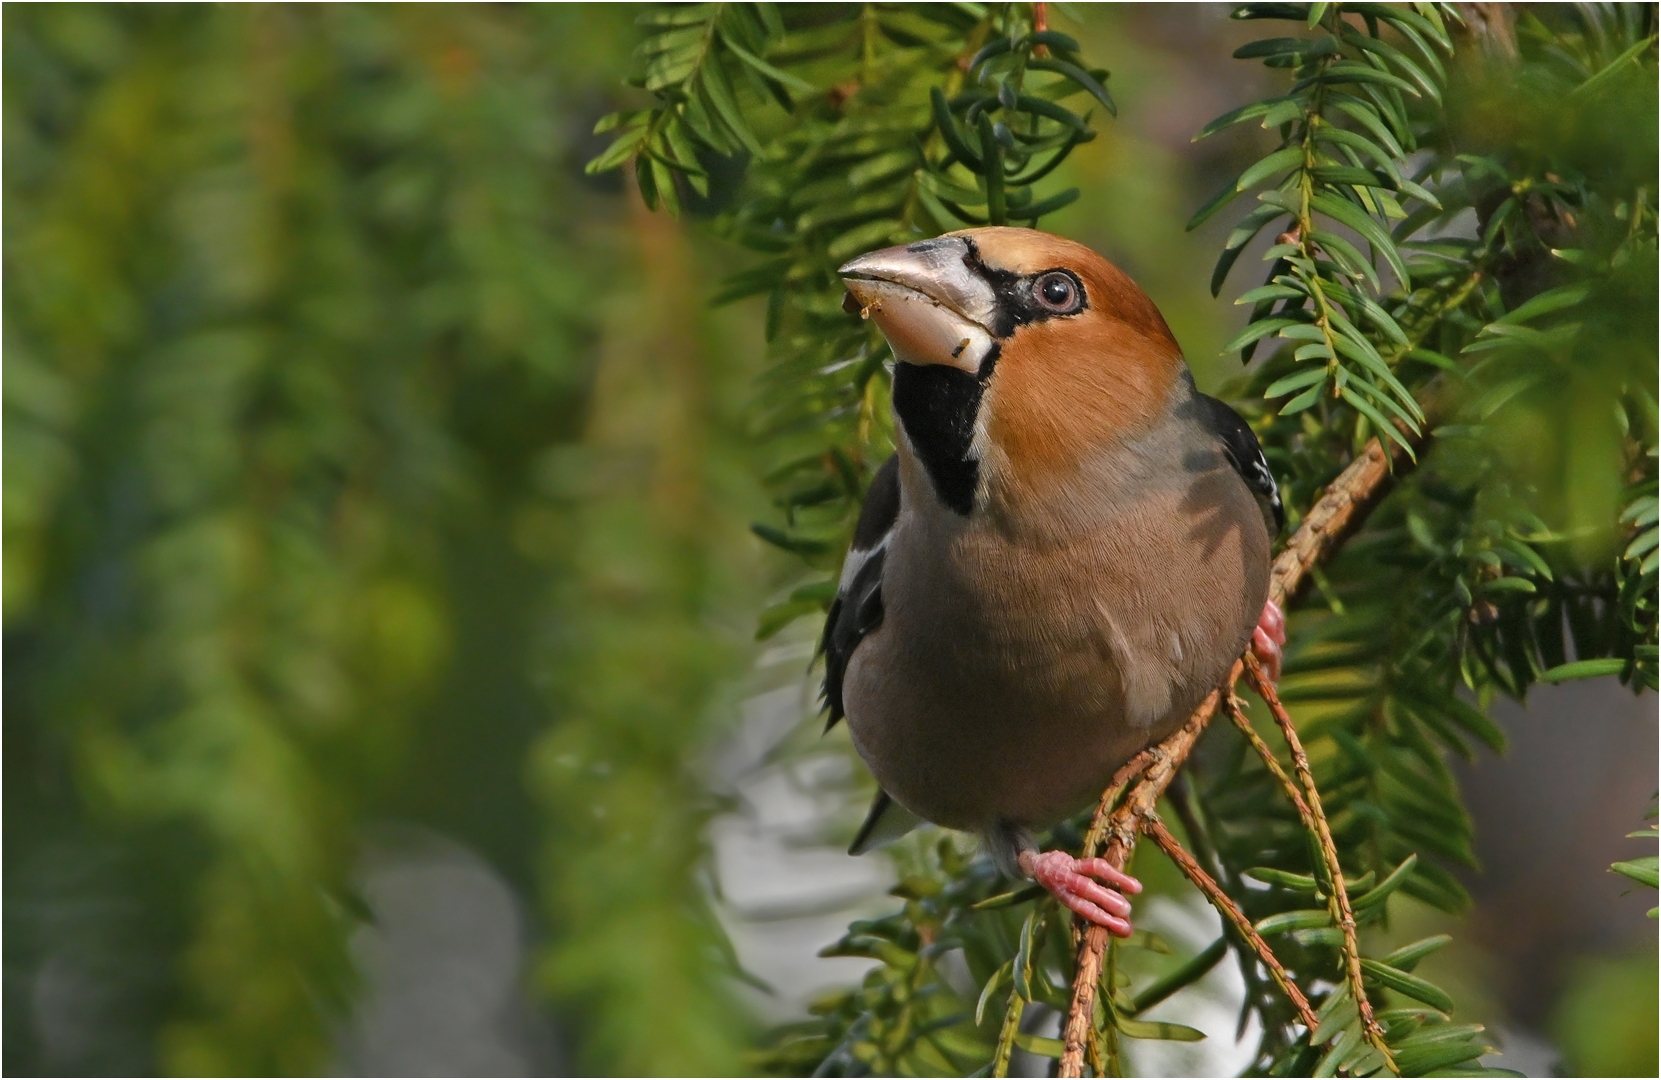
top-left (839, 237), bottom-right (999, 374)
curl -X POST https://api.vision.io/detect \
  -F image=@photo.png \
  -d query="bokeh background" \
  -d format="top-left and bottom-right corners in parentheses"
top-left (4, 4), bottom-right (1654, 1077)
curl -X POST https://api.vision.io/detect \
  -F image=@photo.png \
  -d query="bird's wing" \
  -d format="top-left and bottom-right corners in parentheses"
top-left (1196, 392), bottom-right (1284, 536)
top-left (848, 788), bottom-right (925, 855)
top-left (821, 454), bottom-right (900, 731)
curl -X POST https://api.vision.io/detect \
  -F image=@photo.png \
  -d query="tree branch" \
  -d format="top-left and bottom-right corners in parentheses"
top-left (1222, 692), bottom-right (1311, 821)
top-left (1141, 817), bottom-right (1321, 1033)
top-left (1245, 652), bottom-right (1394, 1070)
top-left (1057, 429), bottom-right (1418, 1078)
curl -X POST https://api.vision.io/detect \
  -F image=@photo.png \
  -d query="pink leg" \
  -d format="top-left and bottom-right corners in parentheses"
top-left (1252, 598), bottom-right (1286, 684)
top-left (1018, 849), bottom-right (1142, 937)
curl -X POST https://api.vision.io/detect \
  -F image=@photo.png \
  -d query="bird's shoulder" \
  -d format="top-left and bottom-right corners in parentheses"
top-left (820, 454), bottom-right (900, 730)
top-left (1190, 390), bottom-right (1284, 536)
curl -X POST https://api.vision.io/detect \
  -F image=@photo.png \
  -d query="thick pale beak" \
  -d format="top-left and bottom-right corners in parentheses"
top-left (839, 237), bottom-right (999, 375)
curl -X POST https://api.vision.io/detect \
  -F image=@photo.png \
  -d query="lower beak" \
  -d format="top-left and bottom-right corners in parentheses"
top-left (839, 238), bottom-right (999, 375)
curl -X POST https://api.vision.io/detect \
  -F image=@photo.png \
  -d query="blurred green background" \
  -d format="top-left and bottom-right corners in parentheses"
top-left (4, 4), bottom-right (1653, 1077)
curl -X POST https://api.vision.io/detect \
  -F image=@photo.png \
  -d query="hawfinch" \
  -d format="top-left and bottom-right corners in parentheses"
top-left (826, 227), bottom-right (1285, 936)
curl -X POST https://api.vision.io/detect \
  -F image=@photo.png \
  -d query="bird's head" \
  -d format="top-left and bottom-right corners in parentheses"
top-left (840, 227), bottom-right (1187, 505)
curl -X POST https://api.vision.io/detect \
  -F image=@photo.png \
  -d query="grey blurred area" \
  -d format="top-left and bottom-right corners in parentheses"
top-left (334, 828), bottom-right (563, 1078)
top-left (1457, 679), bottom-right (1658, 1029)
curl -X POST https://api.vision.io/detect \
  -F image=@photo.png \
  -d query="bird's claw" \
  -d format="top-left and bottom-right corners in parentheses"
top-left (1252, 599), bottom-right (1285, 684)
top-left (1018, 849), bottom-right (1141, 937)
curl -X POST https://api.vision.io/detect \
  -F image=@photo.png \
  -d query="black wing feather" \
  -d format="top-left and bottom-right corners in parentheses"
top-left (1196, 393), bottom-right (1284, 536)
top-left (821, 455), bottom-right (900, 730)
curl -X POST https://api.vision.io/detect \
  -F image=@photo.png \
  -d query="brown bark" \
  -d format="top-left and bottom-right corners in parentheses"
top-left (1245, 653), bottom-right (1394, 1069)
top-left (1142, 818), bottom-right (1321, 1033)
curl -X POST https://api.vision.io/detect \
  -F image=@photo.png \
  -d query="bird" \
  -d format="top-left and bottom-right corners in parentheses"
top-left (823, 227), bottom-right (1285, 936)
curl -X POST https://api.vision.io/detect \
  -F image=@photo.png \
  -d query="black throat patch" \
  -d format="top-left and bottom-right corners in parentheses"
top-left (891, 344), bottom-right (999, 516)
top-left (885, 234), bottom-right (1084, 518)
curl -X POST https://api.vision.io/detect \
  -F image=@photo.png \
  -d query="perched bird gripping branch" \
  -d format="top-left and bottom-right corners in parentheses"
top-left (825, 228), bottom-right (1285, 935)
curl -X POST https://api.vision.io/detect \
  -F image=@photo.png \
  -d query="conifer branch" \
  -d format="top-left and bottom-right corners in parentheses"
top-left (1223, 693), bottom-right (1311, 821)
top-left (1246, 651), bottom-right (1396, 1071)
top-left (1141, 817), bottom-right (1321, 1033)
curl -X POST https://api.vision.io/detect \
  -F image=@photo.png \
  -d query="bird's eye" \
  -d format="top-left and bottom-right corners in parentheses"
top-left (1033, 272), bottom-right (1079, 313)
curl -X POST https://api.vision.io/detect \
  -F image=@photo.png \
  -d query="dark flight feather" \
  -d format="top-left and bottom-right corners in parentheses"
top-left (1195, 392), bottom-right (1284, 536)
top-left (821, 455), bottom-right (901, 730)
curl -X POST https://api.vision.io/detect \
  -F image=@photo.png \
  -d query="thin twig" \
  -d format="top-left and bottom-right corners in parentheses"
top-left (1142, 817), bottom-right (1321, 1033)
top-left (1082, 747), bottom-right (1158, 859)
top-left (1057, 690), bottom-right (1219, 1077)
top-left (1168, 770), bottom-right (1279, 1036)
top-left (991, 983), bottom-right (1023, 1078)
top-left (1222, 693), bottom-right (1311, 820)
top-left (1245, 652), bottom-right (1396, 1071)
top-left (1056, 430), bottom-right (1417, 1079)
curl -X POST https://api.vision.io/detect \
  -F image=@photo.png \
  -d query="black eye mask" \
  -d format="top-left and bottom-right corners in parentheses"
top-left (958, 237), bottom-right (1090, 337)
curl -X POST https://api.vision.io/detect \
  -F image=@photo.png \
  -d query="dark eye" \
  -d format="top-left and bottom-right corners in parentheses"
top-left (1033, 271), bottom-right (1079, 313)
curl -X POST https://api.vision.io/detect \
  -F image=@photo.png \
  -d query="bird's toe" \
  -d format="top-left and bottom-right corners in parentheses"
top-left (1019, 849), bottom-right (1139, 937)
top-left (1252, 599), bottom-right (1286, 683)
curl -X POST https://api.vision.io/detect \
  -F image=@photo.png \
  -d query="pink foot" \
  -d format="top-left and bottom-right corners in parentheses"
top-left (1252, 599), bottom-right (1286, 684)
top-left (1018, 849), bottom-right (1142, 937)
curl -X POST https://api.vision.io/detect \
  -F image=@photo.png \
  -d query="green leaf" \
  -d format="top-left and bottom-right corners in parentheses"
top-left (750, 522), bottom-right (831, 557)
top-left (976, 960), bottom-right (1013, 1025)
top-left (1013, 1033), bottom-right (1066, 1057)
top-left (1028, 57), bottom-right (1116, 115)
top-left (586, 125), bottom-right (652, 175)
top-left (1113, 1013), bottom-right (1207, 1042)
top-left (1240, 146), bottom-right (1307, 191)
top-left (1340, 386), bottom-right (1417, 461)
top-left (1256, 908), bottom-right (1333, 934)
top-left (1236, 283), bottom-right (1308, 304)
top-left (1309, 191), bottom-right (1412, 289)
top-left (1017, 187), bottom-right (1082, 221)
top-left (1352, 854), bottom-right (1418, 910)
top-left (1211, 205), bottom-right (1287, 295)
top-left (827, 219), bottom-right (906, 262)
top-left (1280, 382), bottom-right (1325, 415)
top-left (1313, 992), bottom-right (1359, 1044)
top-left (1479, 576), bottom-right (1536, 595)
top-left (1013, 909), bottom-right (1040, 1000)
top-left (1360, 959), bottom-right (1455, 1011)
top-left (1537, 658), bottom-right (1628, 682)
top-left (1195, 99), bottom-right (1280, 141)
top-left (848, 149), bottom-right (916, 190)
top-left (1342, 28), bottom-right (1440, 100)
top-left (1392, 1034), bottom-right (1490, 1075)
top-left (1265, 367), bottom-right (1331, 398)
top-left (1311, 165), bottom-right (1392, 190)
top-left (1189, 177), bottom-right (1246, 231)
top-left (636, 5), bottom-right (716, 28)
top-left (700, 60), bottom-right (764, 156)
top-left (1570, 33), bottom-right (1659, 100)
top-left (1233, 35), bottom-right (1338, 59)
top-left (1611, 857), bottom-right (1659, 889)
top-left (1316, 60), bottom-right (1422, 97)
top-left (720, 34), bottom-right (814, 92)
top-left (1327, 94), bottom-right (1405, 156)
top-left (1128, 937), bottom-right (1229, 1014)
top-left (971, 883), bottom-right (1046, 910)
top-left (1294, 927), bottom-right (1347, 948)
top-left (1312, 122), bottom-right (1402, 176)
top-left (755, 598), bottom-right (822, 640)
top-left (1224, 316), bottom-right (1309, 353)
top-left (931, 87), bottom-right (982, 169)
top-left (1380, 935), bottom-right (1453, 973)
top-left (1493, 282), bottom-right (1591, 324)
